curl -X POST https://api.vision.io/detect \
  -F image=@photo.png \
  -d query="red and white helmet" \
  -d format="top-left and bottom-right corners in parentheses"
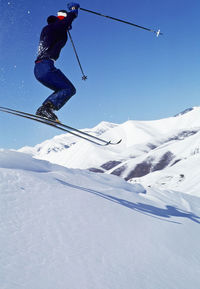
top-left (57, 10), bottom-right (67, 20)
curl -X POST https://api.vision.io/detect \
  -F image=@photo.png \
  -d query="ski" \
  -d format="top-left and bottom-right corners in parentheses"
top-left (0, 106), bottom-right (122, 146)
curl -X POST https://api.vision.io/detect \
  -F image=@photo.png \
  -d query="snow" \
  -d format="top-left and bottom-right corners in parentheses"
top-left (0, 149), bottom-right (200, 289)
top-left (19, 106), bottom-right (200, 195)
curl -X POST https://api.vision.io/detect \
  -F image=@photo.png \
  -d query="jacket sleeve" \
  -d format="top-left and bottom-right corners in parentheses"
top-left (62, 11), bottom-right (78, 29)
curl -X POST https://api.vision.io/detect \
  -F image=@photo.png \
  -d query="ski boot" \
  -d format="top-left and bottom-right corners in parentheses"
top-left (36, 102), bottom-right (59, 122)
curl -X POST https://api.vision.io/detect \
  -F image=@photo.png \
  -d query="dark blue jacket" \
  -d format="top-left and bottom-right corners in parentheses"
top-left (35, 11), bottom-right (77, 62)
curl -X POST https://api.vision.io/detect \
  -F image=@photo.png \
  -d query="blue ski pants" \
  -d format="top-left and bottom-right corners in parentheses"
top-left (34, 59), bottom-right (76, 110)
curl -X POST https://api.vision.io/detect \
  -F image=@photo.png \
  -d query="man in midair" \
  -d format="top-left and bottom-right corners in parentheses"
top-left (34, 2), bottom-right (80, 121)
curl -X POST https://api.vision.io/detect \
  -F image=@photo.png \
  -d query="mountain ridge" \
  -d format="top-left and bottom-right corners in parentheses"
top-left (19, 106), bottom-right (200, 195)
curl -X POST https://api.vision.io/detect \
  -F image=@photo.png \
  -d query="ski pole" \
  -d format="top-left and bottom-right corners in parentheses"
top-left (80, 7), bottom-right (162, 37)
top-left (68, 31), bottom-right (87, 80)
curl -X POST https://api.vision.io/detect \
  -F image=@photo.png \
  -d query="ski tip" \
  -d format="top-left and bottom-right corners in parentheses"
top-left (116, 139), bottom-right (122, 144)
top-left (108, 139), bottom-right (122, 145)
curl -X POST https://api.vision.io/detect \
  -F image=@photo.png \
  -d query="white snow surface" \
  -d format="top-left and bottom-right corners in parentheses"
top-left (19, 106), bottom-right (200, 195)
top-left (0, 149), bottom-right (200, 289)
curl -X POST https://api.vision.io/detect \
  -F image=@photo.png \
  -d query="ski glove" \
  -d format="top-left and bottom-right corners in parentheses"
top-left (67, 2), bottom-right (80, 11)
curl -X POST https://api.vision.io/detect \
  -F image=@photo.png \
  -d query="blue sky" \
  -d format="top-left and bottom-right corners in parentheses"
top-left (1, 0), bottom-right (200, 149)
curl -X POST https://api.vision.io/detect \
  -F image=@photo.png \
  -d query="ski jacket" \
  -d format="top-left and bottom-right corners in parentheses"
top-left (35, 11), bottom-right (77, 62)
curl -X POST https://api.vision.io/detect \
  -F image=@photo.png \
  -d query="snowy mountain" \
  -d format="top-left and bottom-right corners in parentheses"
top-left (1, 149), bottom-right (200, 289)
top-left (19, 106), bottom-right (200, 195)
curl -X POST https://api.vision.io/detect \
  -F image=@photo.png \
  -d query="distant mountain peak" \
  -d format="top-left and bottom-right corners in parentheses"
top-left (19, 106), bottom-right (200, 195)
top-left (174, 107), bottom-right (194, 117)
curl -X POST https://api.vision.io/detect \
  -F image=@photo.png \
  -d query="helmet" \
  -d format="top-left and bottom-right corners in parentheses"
top-left (57, 10), bottom-right (67, 20)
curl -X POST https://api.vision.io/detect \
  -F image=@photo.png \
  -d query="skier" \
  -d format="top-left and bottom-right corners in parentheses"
top-left (34, 2), bottom-right (80, 121)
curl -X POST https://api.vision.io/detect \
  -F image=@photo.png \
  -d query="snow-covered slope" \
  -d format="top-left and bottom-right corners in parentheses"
top-left (19, 107), bottom-right (200, 195)
top-left (0, 149), bottom-right (200, 289)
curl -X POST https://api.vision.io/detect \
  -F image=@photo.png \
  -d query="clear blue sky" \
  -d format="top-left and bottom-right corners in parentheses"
top-left (1, 0), bottom-right (200, 149)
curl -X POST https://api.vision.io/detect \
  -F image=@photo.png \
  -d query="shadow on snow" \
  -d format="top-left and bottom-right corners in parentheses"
top-left (56, 178), bottom-right (200, 224)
